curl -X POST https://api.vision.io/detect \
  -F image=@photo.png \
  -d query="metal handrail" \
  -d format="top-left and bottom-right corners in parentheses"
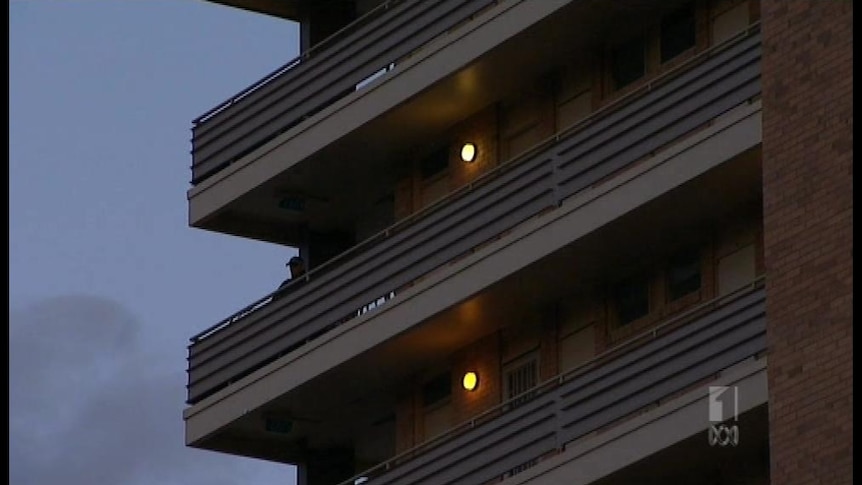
top-left (193, 0), bottom-right (403, 126)
top-left (335, 277), bottom-right (766, 485)
top-left (187, 22), bottom-right (761, 344)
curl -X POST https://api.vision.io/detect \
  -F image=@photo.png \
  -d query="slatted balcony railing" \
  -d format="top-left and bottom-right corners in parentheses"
top-left (186, 26), bottom-right (762, 405)
top-left (338, 280), bottom-right (767, 485)
top-left (190, 0), bottom-right (497, 185)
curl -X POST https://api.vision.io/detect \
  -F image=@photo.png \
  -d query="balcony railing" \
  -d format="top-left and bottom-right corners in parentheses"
top-left (190, 0), bottom-right (497, 185)
top-left (186, 26), bottom-right (762, 405)
top-left (339, 280), bottom-right (767, 485)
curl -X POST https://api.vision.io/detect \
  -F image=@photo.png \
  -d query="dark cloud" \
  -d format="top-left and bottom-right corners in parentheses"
top-left (9, 295), bottom-right (293, 485)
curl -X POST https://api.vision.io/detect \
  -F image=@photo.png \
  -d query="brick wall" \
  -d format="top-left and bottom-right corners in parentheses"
top-left (394, 388), bottom-right (417, 453)
top-left (392, 105), bottom-right (499, 222)
top-left (449, 105), bottom-right (499, 190)
top-left (538, 316), bottom-right (560, 381)
top-left (451, 332), bottom-right (502, 425)
top-left (391, 328), bottom-right (526, 454)
top-left (499, 76), bottom-right (556, 163)
top-left (393, 177), bottom-right (413, 222)
top-left (760, 1), bottom-right (853, 484)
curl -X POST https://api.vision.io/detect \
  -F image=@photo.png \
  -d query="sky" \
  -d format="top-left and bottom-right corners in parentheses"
top-left (10, 1), bottom-right (303, 483)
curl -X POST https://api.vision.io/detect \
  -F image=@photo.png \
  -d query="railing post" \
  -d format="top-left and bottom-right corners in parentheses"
top-left (551, 154), bottom-right (563, 207)
top-left (553, 384), bottom-right (565, 452)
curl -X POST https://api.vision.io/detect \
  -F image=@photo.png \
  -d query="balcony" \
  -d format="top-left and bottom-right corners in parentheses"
top-left (185, 25), bottom-right (762, 406)
top-left (190, 0), bottom-right (498, 186)
top-left (339, 281), bottom-right (767, 485)
top-left (188, 0), bottom-right (725, 237)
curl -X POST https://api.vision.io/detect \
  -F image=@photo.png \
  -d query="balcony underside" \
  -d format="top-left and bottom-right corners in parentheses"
top-left (204, 0), bottom-right (301, 20)
top-left (588, 404), bottom-right (770, 485)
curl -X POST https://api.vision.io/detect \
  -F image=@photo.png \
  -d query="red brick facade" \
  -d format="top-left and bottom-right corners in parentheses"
top-left (760, 1), bottom-right (853, 484)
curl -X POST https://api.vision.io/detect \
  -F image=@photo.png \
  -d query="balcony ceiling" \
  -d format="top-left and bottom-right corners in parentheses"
top-left (203, 0), bottom-right (301, 20)
top-left (595, 404), bottom-right (769, 484)
top-left (199, 0), bottom-right (695, 247)
top-left (195, 145), bottom-right (763, 462)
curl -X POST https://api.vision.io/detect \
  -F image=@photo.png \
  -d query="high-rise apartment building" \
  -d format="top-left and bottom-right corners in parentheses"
top-left (182, 1), bottom-right (852, 484)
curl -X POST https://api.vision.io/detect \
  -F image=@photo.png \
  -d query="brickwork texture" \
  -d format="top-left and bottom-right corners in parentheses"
top-left (760, 1), bottom-right (853, 483)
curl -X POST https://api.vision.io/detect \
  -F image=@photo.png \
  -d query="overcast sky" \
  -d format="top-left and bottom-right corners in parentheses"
top-left (10, 1), bottom-right (302, 483)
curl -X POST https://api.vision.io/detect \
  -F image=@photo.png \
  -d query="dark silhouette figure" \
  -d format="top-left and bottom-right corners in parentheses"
top-left (273, 256), bottom-right (307, 300)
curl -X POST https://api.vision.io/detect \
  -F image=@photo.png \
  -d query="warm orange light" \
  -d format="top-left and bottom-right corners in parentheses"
top-left (461, 143), bottom-right (477, 163)
top-left (462, 371), bottom-right (479, 391)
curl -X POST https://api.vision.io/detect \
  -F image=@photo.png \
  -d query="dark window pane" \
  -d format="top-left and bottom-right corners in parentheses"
top-left (613, 276), bottom-right (650, 325)
top-left (611, 35), bottom-right (646, 89)
top-left (420, 147), bottom-right (449, 179)
top-left (422, 372), bottom-right (451, 407)
top-left (661, 2), bottom-right (696, 63)
top-left (667, 247), bottom-right (701, 300)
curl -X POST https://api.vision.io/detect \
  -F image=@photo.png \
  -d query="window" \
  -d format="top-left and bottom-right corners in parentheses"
top-left (667, 248), bottom-right (702, 301)
top-left (422, 371), bottom-right (452, 407)
top-left (613, 275), bottom-right (650, 325)
top-left (611, 35), bottom-right (646, 89)
top-left (660, 2), bottom-right (696, 63)
top-left (419, 146), bottom-right (451, 207)
top-left (422, 371), bottom-right (452, 441)
top-left (503, 353), bottom-right (539, 408)
top-left (419, 147), bottom-right (449, 180)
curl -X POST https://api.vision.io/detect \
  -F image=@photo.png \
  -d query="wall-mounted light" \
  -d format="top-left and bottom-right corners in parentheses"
top-left (462, 371), bottom-right (479, 391)
top-left (460, 142), bottom-right (477, 163)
